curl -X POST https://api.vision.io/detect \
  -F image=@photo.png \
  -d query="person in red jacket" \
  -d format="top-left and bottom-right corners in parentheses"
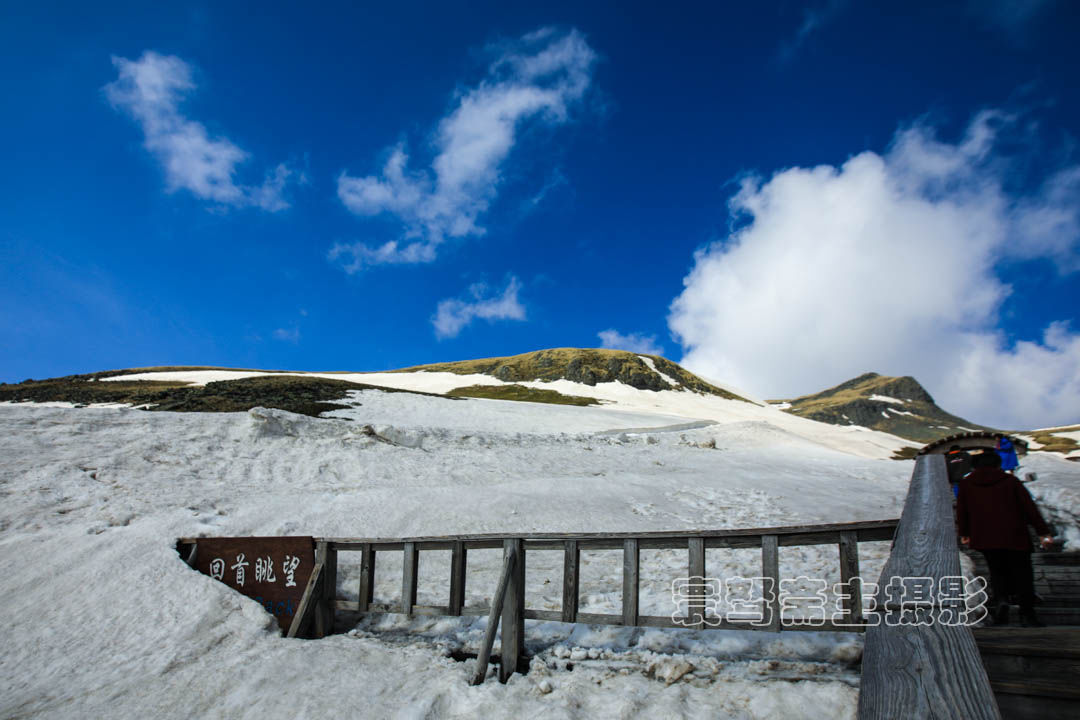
top-left (957, 450), bottom-right (1054, 626)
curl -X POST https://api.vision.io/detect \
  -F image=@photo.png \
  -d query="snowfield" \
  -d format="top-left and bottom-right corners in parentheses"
top-left (102, 368), bottom-right (914, 459)
top-left (2, 382), bottom-right (1078, 719)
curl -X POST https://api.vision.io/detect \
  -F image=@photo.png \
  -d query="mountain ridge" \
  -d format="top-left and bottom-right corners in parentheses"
top-left (775, 372), bottom-right (993, 443)
top-left (393, 348), bottom-right (753, 403)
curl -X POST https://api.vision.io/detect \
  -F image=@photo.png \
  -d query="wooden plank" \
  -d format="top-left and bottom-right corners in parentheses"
top-left (523, 609), bottom-right (563, 621)
top-left (461, 606), bottom-right (490, 617)
top-left (688, 537), bottom-right (706, 630)
top-left (858, 454), bottom-right (1001, 720)
top-left (287, 561), bottom-right (324, 639)
top-left (623, 539), bottom-right (639, 626)
top-left (314, 541), bottom-right (328, 638)
top-left (575, 612), bottom-right (625, 626)
top-left (859, 622), bottom-right (1001, 719)
top-left (323, 544), bottom-right (337, 635)
top-left (761, 535), bottom-right (780, 632)
top-left (562, 540), bottom-right (579, 624)
top-left (449, 541), bottom-right (466, 616)
top-left (336, 600), bottom-right (360, 611)
top-left (470, 550), bottom-right (516, 686)
top-left (839, 530), bottom-right (863, 625)
top-left (401, 542), bottom-right (418, 616)
top-left (363, 603), bottom-right (452, 616)
top-left (357, 543), bottom-right (374, 613)
top-left (500, 539), bottom-right (525, 683)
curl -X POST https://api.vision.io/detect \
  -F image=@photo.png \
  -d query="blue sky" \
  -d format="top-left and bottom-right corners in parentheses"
top-left (2, 0), bottom-right (1079, 428)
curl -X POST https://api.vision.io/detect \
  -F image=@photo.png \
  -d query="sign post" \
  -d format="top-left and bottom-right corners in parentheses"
top-left (188, 536), bottom-right (316, 634)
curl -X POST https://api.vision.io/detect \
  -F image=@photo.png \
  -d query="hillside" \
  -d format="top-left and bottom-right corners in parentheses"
top-left (0, 349), bottom-right (750, 413)
top-left (775, 372), bottom-right (992, 444)
top-left (0, 374), bottom-right (440, 418)
top-left (393, 348), bottom-right (752, 402)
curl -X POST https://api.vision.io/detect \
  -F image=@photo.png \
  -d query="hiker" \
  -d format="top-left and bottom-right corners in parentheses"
top-left (996, 435), bottom-right (1020, 473)
top-left (957, 450), bottom-right (1054, 626)
top-left (945, 445), bottom-right (973, 497)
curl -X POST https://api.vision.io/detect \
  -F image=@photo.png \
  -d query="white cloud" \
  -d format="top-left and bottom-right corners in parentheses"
top-left (272, 327), bottom-right (300, 343)
top-left (669, 110), bottom-right (1080, 429)
top-left (432, 277), bottom-right (526, 339)
top-left (597, 329), bottom-right (664, 356)
top-left (779, 0), bottom-right (847, 61)
top-left (105, 51), bottom-right (292, 211)
top-left (333, 28), bottom-right (596, 272)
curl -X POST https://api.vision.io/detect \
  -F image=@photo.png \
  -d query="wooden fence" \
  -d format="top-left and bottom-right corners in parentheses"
top-left (857, 454), bottom-right (1001, 719)
top-left (285, 519), bottom-right (899, 683)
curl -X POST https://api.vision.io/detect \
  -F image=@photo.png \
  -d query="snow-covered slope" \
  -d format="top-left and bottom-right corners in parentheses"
top-left (102, 367), bottom-right (915, 459)
top-left (4, 387), bottom-right (1078, 719)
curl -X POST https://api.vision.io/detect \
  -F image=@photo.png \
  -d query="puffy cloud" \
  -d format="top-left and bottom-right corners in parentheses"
top-left (105, 51), bottom-right (292, 211)
top-left (669, 111), bottom-right (1080, 429)
top-left (597, 329), bottom-right (664, 356)
top-left (333, 28), bottom-right (595, 271)
top-left (432, 277), bottom-right (526, 339)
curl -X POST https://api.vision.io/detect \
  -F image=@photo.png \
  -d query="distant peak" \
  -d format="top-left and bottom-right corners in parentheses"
top-left (779, 371), bottom-right (987, 443)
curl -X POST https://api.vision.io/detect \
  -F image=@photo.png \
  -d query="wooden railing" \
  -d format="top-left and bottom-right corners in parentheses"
top-left (287, 519), bottom-right (899, 683)
top-left (857, 454), bottom-right (1001, 719)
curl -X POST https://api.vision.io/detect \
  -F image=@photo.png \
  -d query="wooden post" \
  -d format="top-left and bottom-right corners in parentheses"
top-left (761, 534), bottom-right (781, 632)
top-left (323, 544), bottom-right (337, 634)
top-left (499, 539), bottom-right (525, 683)
top-left (288, 560), bottom-right (324, 639)
top-left (449, 541), bottom-right (467, 616)
top-left (858, 455), bottom-right (1001, 719)
top-left (838, 530), bottom-right (862, 625)
top-left (401, 542), bottom-right (418, 616)
top-left (184, 542), bottom-right (198, 567)
top-left (313, 541), bottom-right (334, 637)
top-left (623, 538), bottom-right (639, 626)
top-left (357, 543), bottom-right (375, 613)
top-left (562, 540), bottom-right (579, 624)
top-left (470, 550), bottom-right (516, 685)
top-left (688, 537), bottom-right (706, 629)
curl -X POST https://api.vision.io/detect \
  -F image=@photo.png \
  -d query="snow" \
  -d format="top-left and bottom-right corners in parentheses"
top-left (868, 395), bottom-right (905, 404)
top-left (102, 369), bottom-right (918, 459)
top-left (4, 387), bottom-right (1077, 719)
top-left (1055, 430), bottom-right (1080, 444)
top-left (101, 368), bottom-right (508, 394)
top-left (636, 355), bottom-right (662, 376)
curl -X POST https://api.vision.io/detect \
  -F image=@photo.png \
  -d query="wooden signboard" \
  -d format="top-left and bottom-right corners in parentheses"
top-left (190, 536), bottom-right (316, 633)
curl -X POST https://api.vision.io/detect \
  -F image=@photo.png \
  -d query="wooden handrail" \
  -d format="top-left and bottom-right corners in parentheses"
top-left (857, 455), bottom-right (1001, 719)
top-left (197, 517), bottom-right (902, 684)
top-left (311, 519), bottom-right (898, 548)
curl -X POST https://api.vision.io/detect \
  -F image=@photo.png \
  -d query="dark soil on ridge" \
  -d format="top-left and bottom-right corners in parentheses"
top-left (0, 375), bottom-right (445, 418)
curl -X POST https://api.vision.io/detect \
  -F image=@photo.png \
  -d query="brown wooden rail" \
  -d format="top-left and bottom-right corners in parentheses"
top-left (273, 519), bottom-right (898, 683)
top-left (857, 454), bottom-right (1002, 719)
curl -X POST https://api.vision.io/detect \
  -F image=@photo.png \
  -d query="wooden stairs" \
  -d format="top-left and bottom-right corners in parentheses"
top-left (966, 551), bottom-right (1080, 719)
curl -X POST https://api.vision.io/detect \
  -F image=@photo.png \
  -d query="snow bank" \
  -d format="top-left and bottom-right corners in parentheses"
top-left (3, 396), bottom-right (1074, 718)
top-left (102, 368), bottom-right (916, 459)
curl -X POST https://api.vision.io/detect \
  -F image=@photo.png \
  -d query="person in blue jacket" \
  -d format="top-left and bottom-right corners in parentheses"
top-left (996, 435), bottom-right (1020, 473)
